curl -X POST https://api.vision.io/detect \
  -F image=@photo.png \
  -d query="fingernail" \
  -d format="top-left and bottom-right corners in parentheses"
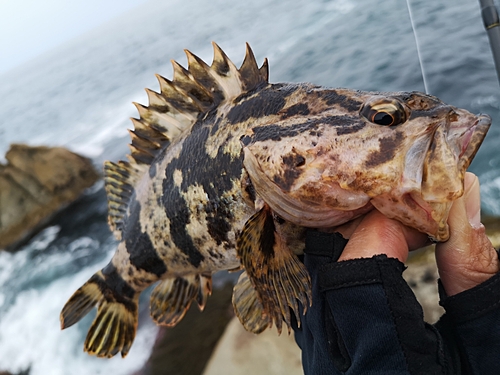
top-left (464, 173), bottom-right (481, 228)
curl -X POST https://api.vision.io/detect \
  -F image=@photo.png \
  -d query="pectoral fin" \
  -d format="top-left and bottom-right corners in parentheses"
top-left (236, 205), bottom-right (311, 333)
top-left (232, 271), bottom-right (270, 334)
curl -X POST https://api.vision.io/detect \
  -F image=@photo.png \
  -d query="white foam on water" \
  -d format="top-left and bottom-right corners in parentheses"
top-left (0, 255), bottom-right (157, 375)
top-left (0, 227), bottom-right (158, 375)
top-left (0, 226), bottom-right (60, 296)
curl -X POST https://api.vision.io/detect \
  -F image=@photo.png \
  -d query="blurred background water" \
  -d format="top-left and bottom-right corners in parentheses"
top-left (0, 0), bottom-right (499, 374)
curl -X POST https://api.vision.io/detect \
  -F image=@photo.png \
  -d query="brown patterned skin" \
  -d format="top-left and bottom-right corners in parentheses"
top-left (112, 85), bottom-right (489, 284)
top-left (60, 44), bottom-right (490, 357)
top-left (118, 83), bottom-right (489, 333)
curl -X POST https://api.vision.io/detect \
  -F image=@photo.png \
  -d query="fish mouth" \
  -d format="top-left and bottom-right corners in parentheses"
top-left (458, 113), bottom-right (491, 170)
top-left (397, 112), bottom-right (491, 241)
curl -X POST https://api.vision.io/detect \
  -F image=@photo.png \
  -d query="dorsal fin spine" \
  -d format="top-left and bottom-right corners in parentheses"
top-left (259, 58), bottom-right (269, 82)
top-left (210, 42), bottom-right (243, 98)
top-left (145, 88), bottom-right (169, 108)
top-left (171, 60), bottom-right (192, 82)
top-left (239, 43), bottom-right (262, 90)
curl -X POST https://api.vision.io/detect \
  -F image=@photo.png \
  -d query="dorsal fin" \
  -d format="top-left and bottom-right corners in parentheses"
top-left (104, 43), bottom-right (268, 238)
top-left (127, 42), bottom-right (268, 166)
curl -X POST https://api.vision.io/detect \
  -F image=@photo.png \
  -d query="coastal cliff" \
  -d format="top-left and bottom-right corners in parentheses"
top-left (0, 144), bottom-right (100, 250)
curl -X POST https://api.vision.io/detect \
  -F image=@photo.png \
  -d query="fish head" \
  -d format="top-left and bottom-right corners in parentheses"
top-left (242, 87), bottom-right (491, 241)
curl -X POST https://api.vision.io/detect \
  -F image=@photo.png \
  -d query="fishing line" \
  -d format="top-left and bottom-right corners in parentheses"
top-left (406, 0), bottom-right (430, 94)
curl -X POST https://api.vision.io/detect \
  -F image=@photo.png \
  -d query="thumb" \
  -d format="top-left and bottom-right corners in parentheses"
top-left (435, 172), bottom-right (499, 296)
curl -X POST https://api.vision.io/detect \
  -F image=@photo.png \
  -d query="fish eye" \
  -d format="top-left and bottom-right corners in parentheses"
top-left (360, 98), bottom-right (407, 126)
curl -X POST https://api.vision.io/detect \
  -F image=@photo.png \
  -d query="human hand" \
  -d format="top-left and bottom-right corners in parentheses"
top-left (335, 207), bottom-right (429, 263)
top-left (335, 172), bottom-right (498, 296)
top-left (435, 172), bottom-right (499, 296)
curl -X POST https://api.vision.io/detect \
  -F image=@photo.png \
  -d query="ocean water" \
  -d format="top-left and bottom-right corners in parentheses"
top-left (0, 0), bottom-right (499, 373)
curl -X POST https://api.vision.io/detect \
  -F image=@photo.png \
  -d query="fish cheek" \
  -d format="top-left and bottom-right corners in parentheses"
top-left (421, 126), bottom-right (463, 202)
top-left (260, 146), bottom-right (306, 193)
top-left (364, 132), bottom-right (404, 168)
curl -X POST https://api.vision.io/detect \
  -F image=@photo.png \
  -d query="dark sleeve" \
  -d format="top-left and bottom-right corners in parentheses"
top-left (292, 230), bottom-right (500, 375)
top-left (435, 263), bottom-right (500, 375)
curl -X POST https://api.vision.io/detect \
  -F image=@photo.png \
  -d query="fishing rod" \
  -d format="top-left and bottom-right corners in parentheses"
top-left (407, 0), bottom-right (500, 90)
top-left (479, 0), bottom-right (500, 86)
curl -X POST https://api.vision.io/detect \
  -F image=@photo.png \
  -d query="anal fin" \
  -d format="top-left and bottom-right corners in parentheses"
top-left (150, 274), bottom-right (212, 326)
top-left (236, 205), bottom-right (311, 334)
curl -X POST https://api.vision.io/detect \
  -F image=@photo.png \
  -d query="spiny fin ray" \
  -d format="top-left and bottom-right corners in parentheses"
top-left (104, 161), bottom-right (147, 238)
top-left (137, 42), bottom-right (268, 148)
top-left (105, 43), bottom-right (268, 237)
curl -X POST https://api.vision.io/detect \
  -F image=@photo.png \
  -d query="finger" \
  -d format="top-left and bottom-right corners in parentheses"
top-left (435, 172), bottom-right (499, 296)
top-left (338, 209), bottom-right (428, 262)
top-left (333, 215), bottom-right (365, 239)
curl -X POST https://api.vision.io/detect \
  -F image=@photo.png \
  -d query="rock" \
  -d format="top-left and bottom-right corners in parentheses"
top-left (483, 214), bottom-right (500, 249)
top-left (405, 246), bottom-right (444, 324)
top-left (135, 282), bottom-right (235, 375)
top-left (0, 144), bottom-right (100, 250)
top-left (135, 279), bottom-right (303, 375)
top-left (404, 216), bottom-right (500, 325)
top-left (202, 317), bottom-right (302, 375)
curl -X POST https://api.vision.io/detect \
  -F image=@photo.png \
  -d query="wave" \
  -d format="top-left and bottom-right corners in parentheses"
top-left (0, 226), bottom-right (158, 375)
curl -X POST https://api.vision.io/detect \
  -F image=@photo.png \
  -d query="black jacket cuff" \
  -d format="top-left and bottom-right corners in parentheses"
top-left (438, 270), bottom-right (500, 323)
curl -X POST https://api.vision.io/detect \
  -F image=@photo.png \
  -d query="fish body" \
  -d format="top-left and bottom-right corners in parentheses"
top-left (60, 43), bottom-right (490, 357)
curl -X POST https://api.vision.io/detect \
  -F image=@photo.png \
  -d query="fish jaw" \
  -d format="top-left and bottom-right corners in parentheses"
top-left (420, 110), bottom-right (491, 203)
top-left (456, 113), bottom-right (491, 172)
top-left (370, 191), bottom-right (452, 242)
top-left (374, 110), bottom-right (491, 241)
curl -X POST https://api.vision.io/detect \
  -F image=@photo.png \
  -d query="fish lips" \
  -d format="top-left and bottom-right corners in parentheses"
top-left (421, 112), bottom-right (491, 201)
top-left (458, 113), bottom-right (491, 171)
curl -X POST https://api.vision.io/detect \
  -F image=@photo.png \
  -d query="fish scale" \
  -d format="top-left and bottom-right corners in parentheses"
top-left (60, 42), bottom-right (491, 358)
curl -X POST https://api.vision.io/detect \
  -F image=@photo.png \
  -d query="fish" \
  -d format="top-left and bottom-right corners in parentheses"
top-left (60, 42), bottom-right (491, 358)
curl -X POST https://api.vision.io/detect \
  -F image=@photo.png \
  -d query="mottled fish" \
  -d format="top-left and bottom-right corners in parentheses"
top-left (60, 43), bottom-right (491, 357)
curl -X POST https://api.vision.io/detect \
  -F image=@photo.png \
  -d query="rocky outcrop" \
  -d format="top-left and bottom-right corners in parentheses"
top-left (0, 144), bottom-right (100, 250)
top-left (136, 280), bottom-right (303, 375)
top-left (404, 246), bottom-right (444, 323)
top-left (202, 317), bottom-right (302, 375)
top-left (135, 282), bottom-right (235, 375)
top-left (403, 217), bottom-right (500, 324)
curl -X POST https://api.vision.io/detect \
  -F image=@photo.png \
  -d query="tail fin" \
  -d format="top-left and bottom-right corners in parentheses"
top-left (60, 271), bottom-right (139, 358)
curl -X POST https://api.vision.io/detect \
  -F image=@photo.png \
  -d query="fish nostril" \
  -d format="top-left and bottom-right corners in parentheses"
top-left (448, 110), bottom-right (459, 122)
